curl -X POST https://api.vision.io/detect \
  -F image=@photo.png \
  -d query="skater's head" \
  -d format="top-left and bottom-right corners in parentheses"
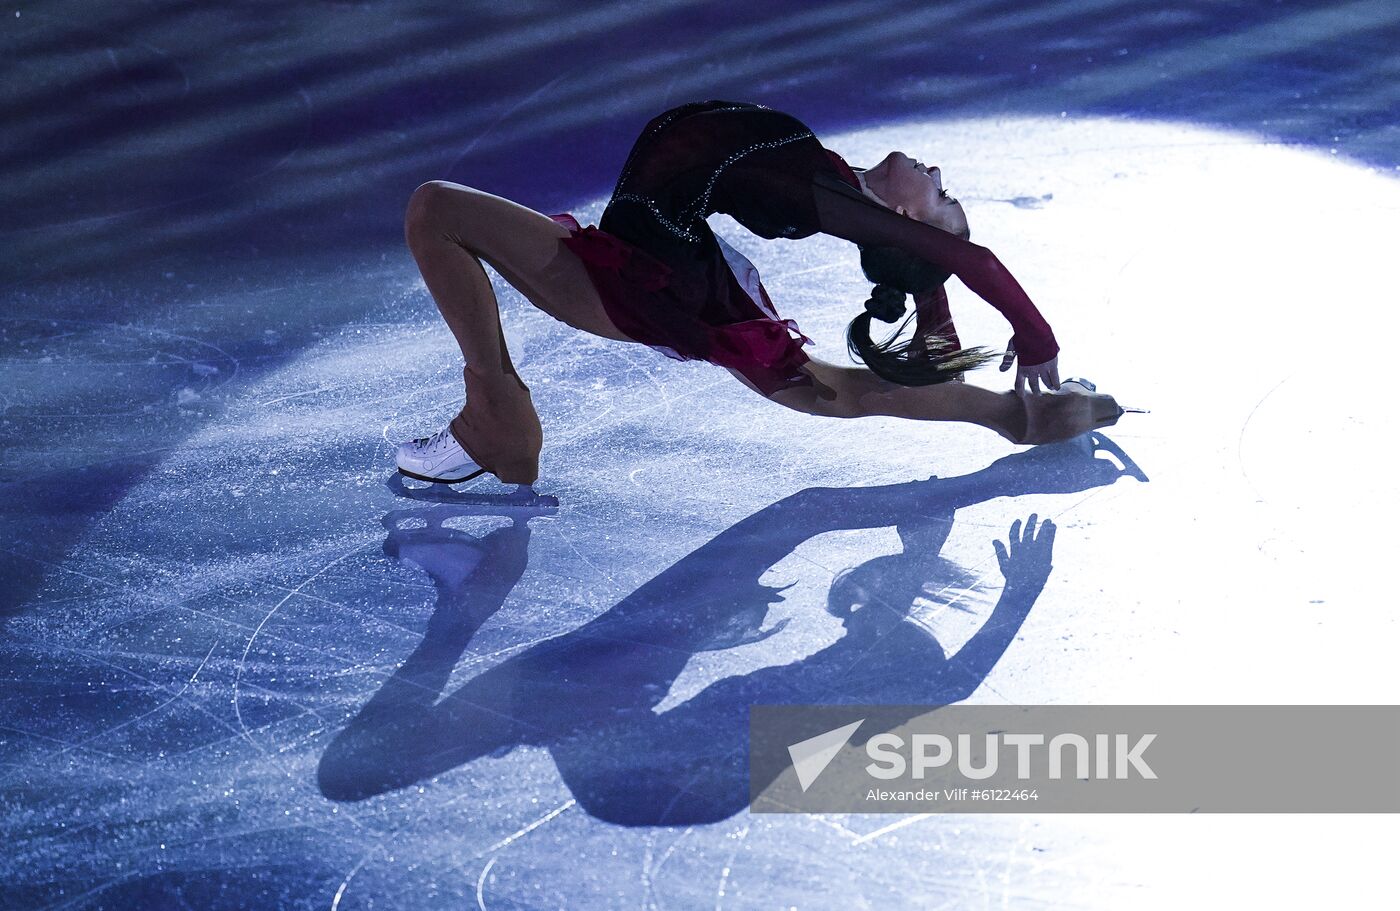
top-left (857, 151), bottom-right (969, 238)
top-left (844, 154), bottom-right (988, 386)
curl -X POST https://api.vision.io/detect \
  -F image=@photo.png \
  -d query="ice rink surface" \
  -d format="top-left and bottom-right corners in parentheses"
top-left (4, 2), bottom-right (1399, 908)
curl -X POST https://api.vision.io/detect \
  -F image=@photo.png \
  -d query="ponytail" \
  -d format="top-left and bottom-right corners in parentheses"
top-left (846, 244), bottom-right (997, 386)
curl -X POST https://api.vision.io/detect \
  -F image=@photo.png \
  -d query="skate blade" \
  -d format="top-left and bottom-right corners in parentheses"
top-left (397, 466), bottom-right (490, 485)
top-left (386, 473), bottom-right (560, 510)
top-left (1120, 406), bottom-right (1150, 413)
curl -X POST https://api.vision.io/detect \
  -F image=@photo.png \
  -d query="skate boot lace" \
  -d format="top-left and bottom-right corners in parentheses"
top-left (413, 426), bottom-right (458, 454)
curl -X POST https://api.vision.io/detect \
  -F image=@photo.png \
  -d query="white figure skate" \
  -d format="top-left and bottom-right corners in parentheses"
top-left (395, 426), bottom-right (488, 484)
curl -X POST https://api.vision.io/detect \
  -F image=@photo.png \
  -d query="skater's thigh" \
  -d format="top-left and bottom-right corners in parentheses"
top-left (408, 180), bottom-right (633, 343)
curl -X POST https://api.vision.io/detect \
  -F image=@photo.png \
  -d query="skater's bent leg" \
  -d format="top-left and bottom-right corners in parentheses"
top-left (404, 180), bottom-right (631, 350)
top-left (403, 180), bottom-right (641, 482)
top-left (405, 182), bottom-right (530, 398)
top-left (404, 181), bottom-right (601, 481)
top-left (751, 358), bottom-right (1120, 444)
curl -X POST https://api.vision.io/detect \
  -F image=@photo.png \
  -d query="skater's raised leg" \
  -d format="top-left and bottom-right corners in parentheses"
top-left (746, 357), bottom-right (1119, 444)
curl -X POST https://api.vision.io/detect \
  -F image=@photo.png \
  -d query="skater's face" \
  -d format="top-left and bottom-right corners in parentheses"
top-left (862, 151), bottom-right (969, 238)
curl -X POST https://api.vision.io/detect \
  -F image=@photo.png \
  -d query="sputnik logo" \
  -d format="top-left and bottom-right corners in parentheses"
top-left (787, 719), bottom-right (864, 792)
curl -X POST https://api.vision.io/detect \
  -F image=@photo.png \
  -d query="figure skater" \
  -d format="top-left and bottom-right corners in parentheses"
top-left (396, 99), bottom-right (1126, 485)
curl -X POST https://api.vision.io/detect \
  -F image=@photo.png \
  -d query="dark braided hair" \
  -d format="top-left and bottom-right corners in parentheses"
top-left (846, 230), bottom-right (999, 386)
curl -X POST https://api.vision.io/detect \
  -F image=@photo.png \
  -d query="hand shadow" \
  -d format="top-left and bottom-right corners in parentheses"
top-left (319, 433), bottom-right (1142, 824)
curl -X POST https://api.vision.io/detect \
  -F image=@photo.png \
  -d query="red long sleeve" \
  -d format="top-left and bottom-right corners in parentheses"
top-left (809, 170), bottom-right (1059, 366)
top-left (911, 285), bottom-right (961, 353)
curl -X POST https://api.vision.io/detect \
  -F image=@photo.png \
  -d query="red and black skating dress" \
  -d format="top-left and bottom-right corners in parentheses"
top-left (549, 100), bottom-right (1058, 396)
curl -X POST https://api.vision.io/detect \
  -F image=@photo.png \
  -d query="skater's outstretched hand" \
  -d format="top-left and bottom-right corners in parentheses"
top-left (1000, 338), bottom-right (1061, 395)
top-left (993, 514), bottom-right (1056, 593)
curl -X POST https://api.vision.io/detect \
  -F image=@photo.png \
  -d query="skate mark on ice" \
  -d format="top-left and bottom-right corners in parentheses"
top-left (256, 580), bottom-right (424, 641)
top-left (475, 854), bottom-right (498, 910)
top-left (2, 634), bottom-right (251, 780)
top-left (0, 637), bottom-right (223, 788)
top-left (642, 826), bottom-right (696, 910)
top-left (472, 799), bottom-right (578, 911)
top-left (256, 385), bottom-right (339, 408)
top-left (328, 796), bottom-right (575, 911)
top-left (484, 798), bottom-right (576, 855)
top-left (850, 813), bottom-right (936, 846)
top-left (1237, 372), bottom-right (1294, 503)
top-left (0, 721), bottom-right (124, 763)
top-left (713, 819), bottom-right (750, 911)
top-left (233, 544), bottom-right (371, 752)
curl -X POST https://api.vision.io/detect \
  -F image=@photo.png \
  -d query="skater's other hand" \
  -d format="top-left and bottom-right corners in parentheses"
top-left (993, 514), bottom-right (1056, 592)
top-left (1016, 355), bottom-right (1060, 395)
top-left (999, 338), bottom-right (1060, 395)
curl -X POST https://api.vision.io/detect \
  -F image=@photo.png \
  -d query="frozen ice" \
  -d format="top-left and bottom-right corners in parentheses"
top-left (5, 3), bottom-right (1400, 908)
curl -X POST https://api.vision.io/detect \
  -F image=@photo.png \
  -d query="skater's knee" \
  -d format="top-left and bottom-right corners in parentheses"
top-left (405, 180), bottom-right (449, 240)
top-left (405, 180), bottom-right (482, 247)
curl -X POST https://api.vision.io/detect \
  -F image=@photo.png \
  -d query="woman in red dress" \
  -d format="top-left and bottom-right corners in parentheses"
top-left (396, 100), bottom-right (1124, 485)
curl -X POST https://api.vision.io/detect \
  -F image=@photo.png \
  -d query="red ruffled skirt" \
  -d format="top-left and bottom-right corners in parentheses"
top-left (548, 212), bottom-right (815, 396)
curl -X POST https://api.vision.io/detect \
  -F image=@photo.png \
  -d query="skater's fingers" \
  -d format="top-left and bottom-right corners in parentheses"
top-left (1047, 361), bottom-right (1061, 391)
top-left (1015, 370), bottom-right (1026, 395)
top-left (1036, 518), bottom-right (1057, 547)
top-left (1024, 513), bottom-right (1039, 543)
top-left (1029, 373), bottom-right (1042, 396)
top-left (1009, 518), bottom-right (1023, 544)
